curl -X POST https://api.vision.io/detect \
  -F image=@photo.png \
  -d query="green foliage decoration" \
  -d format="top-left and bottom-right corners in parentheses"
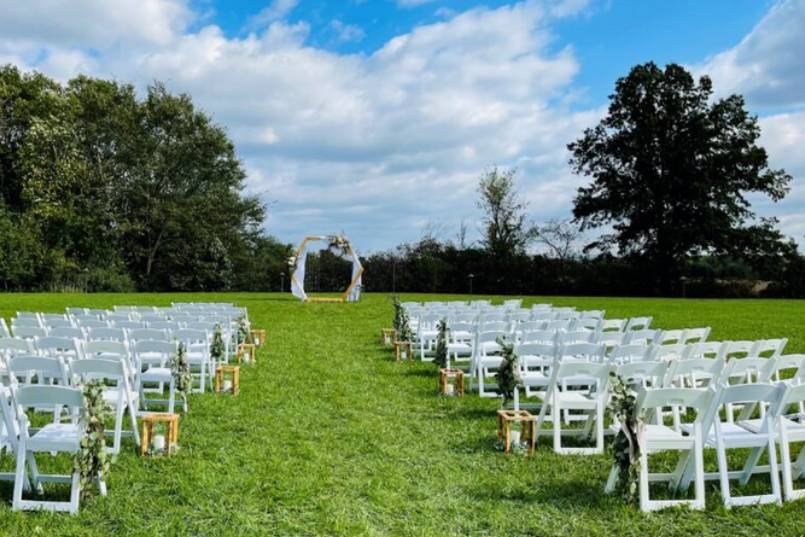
top-left (238, 315), bottom-right (250, 344)
top-left (495, 339), bottom-right (521, 406)
top-left (608, 372), bottom-right (644, 499)
top-left (434, 318), bottom-right (448, 369)
top-left (168, 342), bottom-right (192, 396)
top-left (391, 296), bottom-right (412, 342)
top-left (73, 380), bottom-right (113, 500)
top-left (210, 324), bottom-right (226, 362)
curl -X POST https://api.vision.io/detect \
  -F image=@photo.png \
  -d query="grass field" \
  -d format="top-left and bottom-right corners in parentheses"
top-left (1, 292), bottom-right (805, 536)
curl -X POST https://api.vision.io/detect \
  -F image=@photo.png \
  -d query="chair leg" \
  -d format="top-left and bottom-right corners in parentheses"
top-left (168, 378), bottom-right (176, 414)
top-left (128, 397), bottom-right (141, 446)
top-left (716, 435), bottom-right (732, 508)
top-left (12, 446), bottom-right (27, 511)
top-left (780, 421), bottom-right (795, 500)
top-left (605, 464), bottom-right (619, 494)
top-left (768, 431), bottom-right (783, 505)
top-left (693, 426), bottom-right (706, 510)
top-left (639, 448), bottom-right (650, 512)
top-left (69, 470), bottom-right (81, 515)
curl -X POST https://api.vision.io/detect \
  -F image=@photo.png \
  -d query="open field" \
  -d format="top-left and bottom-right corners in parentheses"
top-left (1, 292), bottom-right (805, 536)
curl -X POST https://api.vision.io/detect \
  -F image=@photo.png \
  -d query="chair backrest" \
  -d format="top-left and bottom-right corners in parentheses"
top-left (681, 327), bottom-right (711, 344)
top-left (638, 386), bottom-right (714, 420)
top-left (558, 330), bottom-right (594, 345)
top-left (71, 358), bottom-right (127, 385)
top-left (0, 337), bottom-right (33, 355)
top-left (129, 328), bottom-right (167, 342)
top-left (0, 318), bottom-right (9, 338)
top-left (111, 320), bottom-right (145, 330)
top-left (12, 317), bottom-right (42, 328)
top-left (600, 319), bottom-right (626, 332)
top-left (49, 326), bottom-right (84, 339)
top-left (610, 343), bottom-right (651, 363)
top-left (65, 307), bottom-right (86, 316)
top-left (148, 321), bottom-right (181, 331)
top-left (35, 336), bottom-right (80, 355)
top-left (750, 338), bottom-right (787, 359)
top-left (83, 340), bottom-right (128, 359)
top-left (658, 329), bottom-right (685, 345)
top-left (477, 331), bottom-right (507, 346)
top-left (75, 318), bottom-right (108, 329)
top-left (134, 340), bottom-right (177, 355)
top-left (720, 356), bottom-right (769, 385)
top-left (8, 355), bottom-right (69, 385)
top-left (44, 318), bottom-right (73, 329)
top-left (480, 321), bottom-right (508, 333)
top-left (173, 329), bottom-right (208, 344)
top-left (543, 320), bottom-right (571, 331)
top-left (665, 357), bottom-right (725, 387)
top-left (520, 330), bottom-right (557, 345)
top-left (764, 354), bottom-right (805, 383)
top-left (14, 385), bottom-right (84, 419)
top-left (616, 360), bottom-right (668, 386)
top-left (515, 343), bottom-right (556, 367)
top-left (625, 329), bottom-right (660, 345)
top-left (570, 318), bottom-right (601, 332)
top-left (650, 343), bottom-right (689, 362)
top-left (552, 361), bottom-right (612, 393)
top-left (710, 383), bottom-right (785, 433)
top-left (579, 309), bottom-right (604, 320)
top-left (558, 343), bottom-right (606, 362)
top-left (686, 341), bottom-right (726, 360)
top-left (87, 327), bottom-right (127, 342)
top-left (12, 325), bottom-right (47, 339)
top-left (722, 340), bottom-right (755, 360)
top-left (625, 316), bottom-right (652, 331)
top-left (779, 383), bottom-right (805, 415)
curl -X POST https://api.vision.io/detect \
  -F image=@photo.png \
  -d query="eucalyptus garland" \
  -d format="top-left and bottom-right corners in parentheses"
top-left (391, 297), bottom-right (412, 342)
top-left (168, 342), bottom-right (192, 396)
top-left (73, 380), bottom-right (113, 500)
top-left (210, 324), bottom-right (226, 363)
top-left (608, 372), bottom-right (644, 499)
top-left (495, 339), bottom-right (521, 406)
top-left (434, 318), bottom-right (449, 369)
top-left (237, 316), bottom-right (250, 344)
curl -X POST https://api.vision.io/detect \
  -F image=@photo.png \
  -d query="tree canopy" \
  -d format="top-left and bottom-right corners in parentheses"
top-left (477, 167), bottom-right (535, 259)
top-left (568, 62), bottom-right (792, 292)
top-left (0, 65), bottom-right (289, 291)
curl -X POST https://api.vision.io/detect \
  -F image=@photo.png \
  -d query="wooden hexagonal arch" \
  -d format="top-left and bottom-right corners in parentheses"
top-left (289, 235), bottom-right (363, 303)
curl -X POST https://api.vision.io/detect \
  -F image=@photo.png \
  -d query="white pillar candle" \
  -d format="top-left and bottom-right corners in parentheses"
top-left (510, 430), bottom-right (521, 445)
top-left (446, 383), bottom-right (455, 396)
top-left (223, 380), bottom-right (233, 393)
top-left (152, 434), bottom-right (166, 452)
top-left (513, 388), bottom-right (520, 412)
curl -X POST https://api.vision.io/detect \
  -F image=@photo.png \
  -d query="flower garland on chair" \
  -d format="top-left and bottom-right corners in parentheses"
top-left (237, 316), bottom-right (250, 345)
top-left (168, 342), bottom-right (192, 397)
top-left (434, 318), bottom-right (449, 369)
top-left (210, 324), bottom-right (226, 363)
top-left (73, 380), bottom-right (113, 500)
top-left (608, 372), bottom-right (644, 499)
top-left (495, 339), bottom-right (521, 407)
top-left (392, 296), bottom-right (412, 342)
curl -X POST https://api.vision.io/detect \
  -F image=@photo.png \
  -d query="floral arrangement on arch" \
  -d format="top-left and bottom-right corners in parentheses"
top-left (327, 235), bottom-right (350, 256)
top-left (287, 255), bottom-right (298, 273)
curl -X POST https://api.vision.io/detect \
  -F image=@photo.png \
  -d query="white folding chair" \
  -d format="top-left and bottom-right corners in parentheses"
top-left (134, 340), bottom-right (185, 414)
top-left (12, 385), bottom-right (97, 514)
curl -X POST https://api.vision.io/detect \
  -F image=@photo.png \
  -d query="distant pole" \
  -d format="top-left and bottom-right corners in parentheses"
top-left (468, 273), bottom-right (474, 295)
top-left (280, 272), bottom-right (286, 293)
top-left (392, 258), bottom-right (397, 293)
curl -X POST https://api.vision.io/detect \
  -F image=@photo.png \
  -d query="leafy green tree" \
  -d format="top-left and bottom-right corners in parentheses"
top-left (569, 62), bottom-right (791, 293)
top-left (477, 167), bottom-right (535, 259)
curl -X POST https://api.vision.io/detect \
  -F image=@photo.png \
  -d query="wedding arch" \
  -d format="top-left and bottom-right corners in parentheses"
top-left (288, 235), bottom-right (363, 303)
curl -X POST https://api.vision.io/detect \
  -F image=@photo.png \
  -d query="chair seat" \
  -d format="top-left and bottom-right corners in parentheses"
top-left (102, 388), bottom-right (138, 406)
top-left (447, 343), bottom-right (471, 353)
top-left (28, 423), bottom-right (83, 452)
top-left (555, 391), bottom-right (598, 408)
top-left (141, 367), bottom-right (172, 382)
top-left (643, 424), bottom-right (695, 450)
top-left (741, 417), bottom-right (805, 439)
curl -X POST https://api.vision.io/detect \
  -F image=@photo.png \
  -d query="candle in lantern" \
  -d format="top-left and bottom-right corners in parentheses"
top-left (223, 380), bottom-right (233, 393)
top-left (510, 430), bottom-right (521, 445)
top-left (152, 434), bottom-right (166, 453)
top-left (446, 383), bottom-right (455, 396)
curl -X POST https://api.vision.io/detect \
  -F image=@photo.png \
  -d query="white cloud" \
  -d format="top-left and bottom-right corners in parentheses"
top-left (329, 20), bottom-right (366, 43)
top-left (247, 0), bottom-right (300, 29)
top-left (698, 0), bottom-right (805, 109)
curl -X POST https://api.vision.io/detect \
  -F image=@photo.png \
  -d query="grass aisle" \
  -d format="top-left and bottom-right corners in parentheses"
top-left (1, 293), bottom-right (805, 535)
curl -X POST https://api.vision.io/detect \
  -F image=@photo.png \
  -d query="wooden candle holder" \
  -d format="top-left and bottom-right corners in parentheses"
top-left (141, 413), bottom-right (180, 456)
top-left (496, 409), bottom-right (536, 455)
top-left (380, 328), bottom-right (395, 346)
top-left (438, 368), bottom-right (465, 396)
top-left (214, 365), bottom-right (240, 395)
top-left (237, 343), bottom-right (257, 364)
top-left (394, 340), bottom-right (413, 361)
top-left (250, 329), bottom-right (266, 347)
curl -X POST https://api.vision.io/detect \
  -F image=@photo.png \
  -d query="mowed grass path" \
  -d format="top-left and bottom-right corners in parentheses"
top-left (0, 293), bottom-right (804, 535)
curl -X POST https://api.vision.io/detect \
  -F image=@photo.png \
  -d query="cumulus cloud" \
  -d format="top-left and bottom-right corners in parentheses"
top-left (698, 0), bottom-right (805, 109)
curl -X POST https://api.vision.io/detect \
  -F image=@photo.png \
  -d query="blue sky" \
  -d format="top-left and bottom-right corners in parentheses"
top-left (0, 0), bottom-right (803, 252)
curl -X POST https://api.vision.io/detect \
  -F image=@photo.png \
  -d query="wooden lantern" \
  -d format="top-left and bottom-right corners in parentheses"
top-left (380, 328), bottom-right (395, 347)
top-left (214, 365), bottom-right (240, 395)
top-left (438, 368), bottom-right (465, 396)
top-left (141, 413), bottom-right (180, 456)
top-left (237, 343), bottom-right (257, 364)
top-left (250, 329), bottom-right (266, 347)
top-left (394, 340), bottom-right (412, 361)
top-left (496, 409), bottom-right (536, 455)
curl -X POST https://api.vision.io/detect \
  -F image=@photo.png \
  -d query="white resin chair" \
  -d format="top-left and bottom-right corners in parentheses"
top-left (134, 340), bottom-right (184, 414)
top-left (12, 385), bottom-right (99, 514)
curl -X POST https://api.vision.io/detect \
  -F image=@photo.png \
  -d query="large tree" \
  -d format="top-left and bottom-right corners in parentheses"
top-left (569, 62), bottom-right (791, 293)
top-left (477, 167), bottom-right (535, 259)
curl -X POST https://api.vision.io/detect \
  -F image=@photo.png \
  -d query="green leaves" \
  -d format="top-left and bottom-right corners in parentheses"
top-left (495, 339), bottom-right (521, 406)
top-left (391, 296), bottom-right (412, 342)
top-left (210, 324), bottom-right (226, 362)
top-left (607, 373), bottom-right (644, 500)
top-left (433, 318), bottom-right (448, 369)
top-left (168, 342), bottom-right (192, 396)
top-left (73, 380), bottom-right (113, 500)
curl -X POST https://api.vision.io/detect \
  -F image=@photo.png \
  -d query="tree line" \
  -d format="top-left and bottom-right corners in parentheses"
top-left (2, 62), bottom-right (803, 296)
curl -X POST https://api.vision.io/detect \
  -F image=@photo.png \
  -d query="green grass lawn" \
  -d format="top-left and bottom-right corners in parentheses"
top-left (1, 292), bottom-right (805, 536)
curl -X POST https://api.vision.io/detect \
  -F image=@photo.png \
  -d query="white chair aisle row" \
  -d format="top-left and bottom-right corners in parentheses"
top-left (401, 299), bottom-right (805, 511)
top-left (0, 302), bottom-right (252, 514)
